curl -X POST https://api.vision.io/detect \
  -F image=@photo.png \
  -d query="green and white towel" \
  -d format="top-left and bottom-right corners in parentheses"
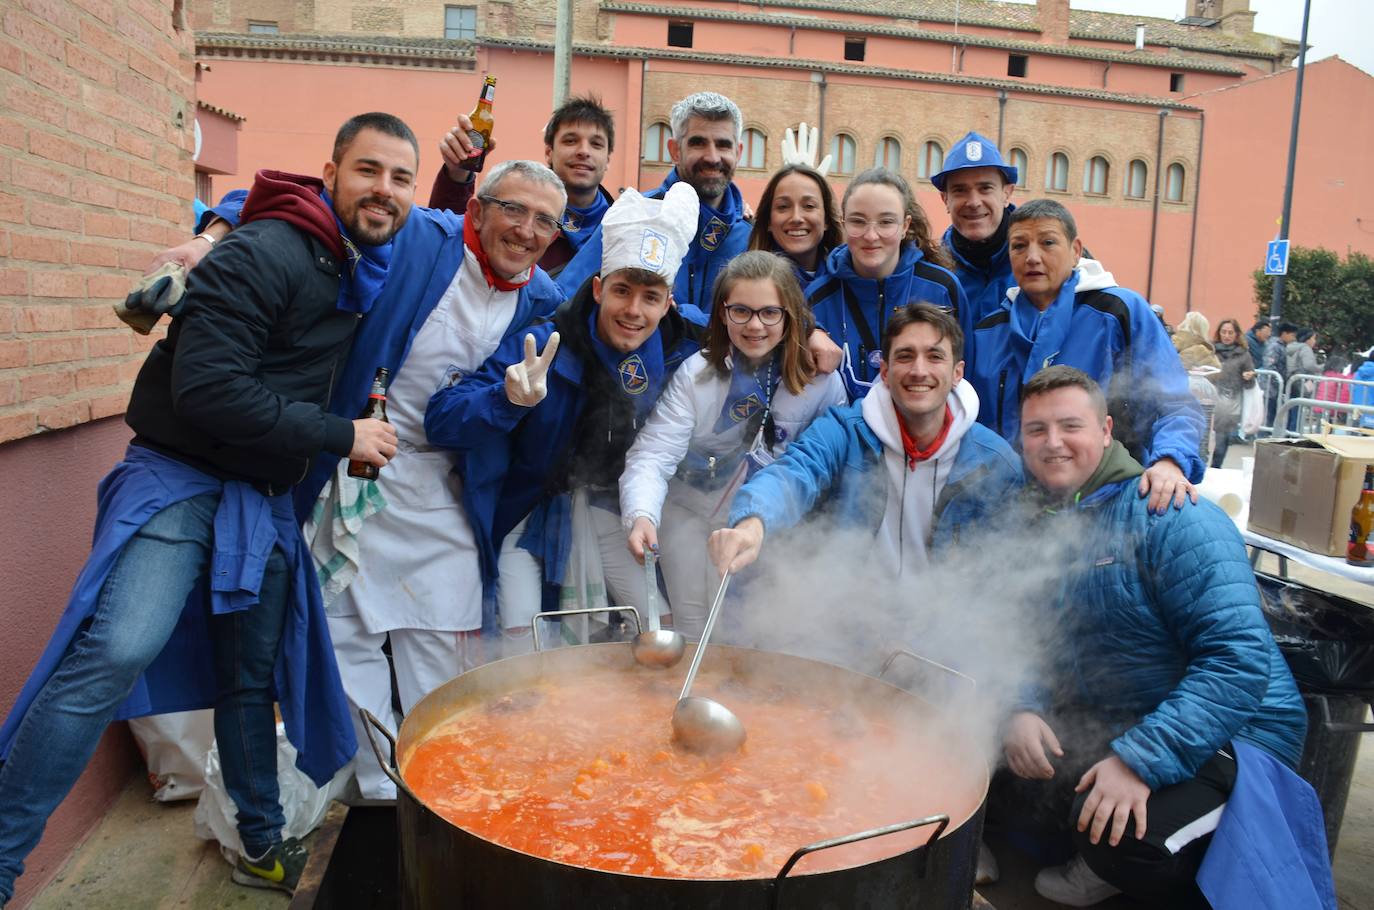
top-left (305, 460), bottom-right (387, 607)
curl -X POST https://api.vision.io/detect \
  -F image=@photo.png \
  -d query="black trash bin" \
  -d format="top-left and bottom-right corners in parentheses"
top-left (1256, 571), bottom-right (1374, 856)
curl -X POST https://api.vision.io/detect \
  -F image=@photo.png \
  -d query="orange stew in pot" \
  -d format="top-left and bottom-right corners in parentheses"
top-left (402, 667), bottom-right (984, 879)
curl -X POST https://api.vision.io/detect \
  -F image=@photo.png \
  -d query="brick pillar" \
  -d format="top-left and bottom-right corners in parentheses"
top-left (1036, 0), bottom-right (1071, 46)
top-left (0, 0), bottom-right (197, 444)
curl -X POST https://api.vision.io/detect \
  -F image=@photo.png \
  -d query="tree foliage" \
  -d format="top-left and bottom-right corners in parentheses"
top-left (1254, 246), bottom-right (1374, 358)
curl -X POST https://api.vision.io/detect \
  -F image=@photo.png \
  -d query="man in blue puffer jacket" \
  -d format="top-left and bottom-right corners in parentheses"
top-left (999, 366), bottom-right (1310, 909)
top-left (968, 198), bottom-right (1205, 515)
top-left (710, 304), bottom-right (1021, 581)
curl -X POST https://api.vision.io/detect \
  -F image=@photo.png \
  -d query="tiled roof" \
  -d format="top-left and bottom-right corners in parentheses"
top-left (686, 1), bottom-right (1295, 60)
top-left (194, 32), bottom-right (478, 68)
top-left (480, 35), bottom-right (1201, 111)
top-left (196, 100), bottom-right (246, 122)
top-left (603, 3), bottom-right (1244, 75)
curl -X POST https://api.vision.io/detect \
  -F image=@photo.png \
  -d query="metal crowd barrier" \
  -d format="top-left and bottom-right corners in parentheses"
top-left (1271, 398), bottom-right (1374, 438)
top-left (1278, 374), bottom-right (1374, 435)
top-left (1253, 369), bottom-right (1284, 436)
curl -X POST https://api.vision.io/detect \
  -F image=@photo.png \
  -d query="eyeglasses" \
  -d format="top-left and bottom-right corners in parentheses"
top-left (842, 216), bottom-right (905, 238)
top-left (723, 304), bottom-right (786, 326)
top-left (478, 195), bottom-right (563, 239)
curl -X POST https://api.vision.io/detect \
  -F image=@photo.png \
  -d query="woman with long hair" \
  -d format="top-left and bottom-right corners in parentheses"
top-left (747, 163), bottom-right (843, 287)
top-left (806, 167), bottom-right (968, 399)
top-left (1210, 317), bottom-right (1256, 467)
top-left (619, 251), bottom-right (846, 637)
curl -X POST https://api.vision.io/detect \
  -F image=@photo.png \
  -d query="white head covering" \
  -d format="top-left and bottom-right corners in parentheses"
top-left (600, 182), bottom-right (698, 284)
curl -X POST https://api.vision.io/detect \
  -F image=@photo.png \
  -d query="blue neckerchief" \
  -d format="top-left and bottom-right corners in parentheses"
top-left (661, 168), bottom-right (744, 264)
top-left (713, 350), bottom-right (780, 436)
top-left (1010, 269), bottom-right (1080, 385)
top-left (561, 190), bottom-right (610, 253)
top-left (586, 306), bottom-right (665, 421)
top-left (322, 188), bottom-right (393, 315)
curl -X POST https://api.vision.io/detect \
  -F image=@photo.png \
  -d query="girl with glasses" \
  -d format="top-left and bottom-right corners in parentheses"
top-left (619, 251), bottom-right (846, 638)
top-left (807, 167), bottom-right (968, 400)
top-left (746, 164), bottom-right (843, 288)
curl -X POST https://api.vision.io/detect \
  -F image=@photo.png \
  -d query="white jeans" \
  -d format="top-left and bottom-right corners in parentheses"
top-left (656, 497), bottom-right (726, 640)
top-left (329, 613), bottom-right (483, 799)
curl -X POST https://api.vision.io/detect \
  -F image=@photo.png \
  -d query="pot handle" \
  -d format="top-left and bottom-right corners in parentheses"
top-left (529, 606), bottom-right (644, 651)
top-left (879, 648), bottom-right (976, 696)
top-left (1319, 695), bottom-right (1374, 733)
top-left (359, 708), bottom-right (412, 797)
top-left (770, 814), bottom-right (950, 909)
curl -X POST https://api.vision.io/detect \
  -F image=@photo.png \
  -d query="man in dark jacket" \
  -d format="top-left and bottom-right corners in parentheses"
top-left (0, 113), bottom-right (415, 903)
top-left (1245, 321), bottom-right (1270, 371)
top-left (933, 131), bottom-right (1020, 325)
top-left (996, 366), bottom-right (1310, 908)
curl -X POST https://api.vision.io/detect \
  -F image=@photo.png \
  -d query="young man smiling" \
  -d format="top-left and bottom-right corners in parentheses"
top-left (0, 113), bottom-right (419, 901)
top-left (425, 183), bottom-right (704, 636)
top-left (997, 365), bottom-right (1320, 908)
top-left (710, 304), bottom-right (1020, 581)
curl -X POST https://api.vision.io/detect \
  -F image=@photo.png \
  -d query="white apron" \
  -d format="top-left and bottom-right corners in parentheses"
top-left (329, 250), bottom-right (524, 633)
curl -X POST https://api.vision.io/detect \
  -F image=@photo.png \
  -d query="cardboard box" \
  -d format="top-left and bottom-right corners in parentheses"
top-left (1248, 435), bottom-right (1374, 556)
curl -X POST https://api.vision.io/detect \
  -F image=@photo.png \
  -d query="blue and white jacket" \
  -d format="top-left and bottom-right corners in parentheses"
top-left (968, 259), bottom-right (1206, 482)
top-left (729, 380), bottom-right (1021, 573)
top-left (806, 243), bottom-right (970, 401)
top-left (941, 218), bottom-right (1016, 327)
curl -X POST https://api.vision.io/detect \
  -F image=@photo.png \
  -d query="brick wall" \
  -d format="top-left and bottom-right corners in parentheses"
top-left (0, 0), bottom-right (196, 445)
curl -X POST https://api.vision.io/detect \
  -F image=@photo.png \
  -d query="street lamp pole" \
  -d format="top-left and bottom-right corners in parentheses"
top-left (1269, 0), bottom-right (1312, 323)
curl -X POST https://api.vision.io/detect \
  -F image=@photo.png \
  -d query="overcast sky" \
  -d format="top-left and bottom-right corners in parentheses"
top-left (1006, 0), bottom-right (1373, 76)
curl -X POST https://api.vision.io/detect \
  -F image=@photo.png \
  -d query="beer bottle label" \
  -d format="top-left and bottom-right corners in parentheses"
top-left (467, 129), bottom-right (487, 151)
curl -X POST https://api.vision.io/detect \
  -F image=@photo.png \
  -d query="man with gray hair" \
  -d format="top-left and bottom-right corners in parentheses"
top-left (556, 91), bottom-right (752, 322)
top-left (294, 158), bottom-right (570, 800)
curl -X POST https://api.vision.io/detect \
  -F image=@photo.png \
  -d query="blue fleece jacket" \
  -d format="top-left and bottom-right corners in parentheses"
top-left (806, 242), bottom-right (970, 401)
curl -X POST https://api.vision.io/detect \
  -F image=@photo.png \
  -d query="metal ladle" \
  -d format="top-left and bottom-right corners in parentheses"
top-left (671, 570), bottom-right (746, 754)
top-left (631, 547), bottom-right (685, 669)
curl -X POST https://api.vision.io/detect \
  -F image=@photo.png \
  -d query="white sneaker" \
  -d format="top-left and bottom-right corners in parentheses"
top-left (975, 839), bottom-right (999, 885)
top-left (1033, 854), bottom-right (1122, 907)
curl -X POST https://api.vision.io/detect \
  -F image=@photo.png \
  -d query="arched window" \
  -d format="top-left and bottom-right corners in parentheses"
top-left (917, 140), bottom-right (944, 179)
top-left (1165, 163), bottom-right (1186, 202)
top-left (829, 133), bottom-right (856, 176)
top-left (1009, 147), bottom-right (1028, 188)
top-left (1046, 151), bottom-right (1069, 192)
top-left (874, 136), bottom-right (902, 170)
top-left (1083, 155), bottom-right (1109, 195)
top-left (741, 128), bottom-right (767, 169)
top-left (643, 122), bottom-right (670, 163)
top-left (1125, 159), bottom-right (1148, 199)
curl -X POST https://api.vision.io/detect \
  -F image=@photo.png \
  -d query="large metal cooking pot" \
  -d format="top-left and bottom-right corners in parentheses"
top-left (363, 610), bottom-right (988, 910)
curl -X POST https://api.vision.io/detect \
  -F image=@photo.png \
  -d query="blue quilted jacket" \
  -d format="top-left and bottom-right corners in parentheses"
top-left (1022, 480), bottom-right (1307, 790)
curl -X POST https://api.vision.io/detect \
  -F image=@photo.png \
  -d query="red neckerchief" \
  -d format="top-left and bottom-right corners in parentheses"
top-left (463, 216), bottom-right (531, 292)
top-left (897, 403), bottom-right (953, 470)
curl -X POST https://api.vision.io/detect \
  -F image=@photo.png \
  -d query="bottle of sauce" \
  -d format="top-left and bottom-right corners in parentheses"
top-left (348, 367), bottom-right (391, 480)
top-left (466, 75), bottom-right (497, 173)
top-left (1347, 464), bottom-right (1374, 567)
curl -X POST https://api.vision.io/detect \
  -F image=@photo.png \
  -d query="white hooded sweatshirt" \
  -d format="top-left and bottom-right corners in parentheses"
top-left (860, 377), bottom-right (981, 582)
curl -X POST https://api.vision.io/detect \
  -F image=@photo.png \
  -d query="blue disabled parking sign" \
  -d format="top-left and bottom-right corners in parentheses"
top-left (1265, 239), bottom-right (1290, 276)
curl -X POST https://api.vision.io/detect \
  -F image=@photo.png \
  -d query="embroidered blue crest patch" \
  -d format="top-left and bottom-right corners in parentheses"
top-left (699, 216), bottom-right (728, 251)
top-left (729, 393), bottom-right (763, 423)
top-left (619, 354), bottom-right (649, 394)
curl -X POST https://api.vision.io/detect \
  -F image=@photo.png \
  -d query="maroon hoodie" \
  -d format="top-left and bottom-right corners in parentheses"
top-left (239, 170), bottom-right (344, 260)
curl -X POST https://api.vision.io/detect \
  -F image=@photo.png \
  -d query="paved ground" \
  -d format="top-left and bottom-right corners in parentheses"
top-left (23, 441), bottom-right (1374, 909)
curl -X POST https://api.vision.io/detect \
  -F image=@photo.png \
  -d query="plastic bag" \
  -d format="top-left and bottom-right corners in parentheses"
top-left (1241, 385), bottom-right (1265, 435)
top-left (128, 710), bottom-right (215, 802)
top-left (193, 722), bottom-right (352, 863)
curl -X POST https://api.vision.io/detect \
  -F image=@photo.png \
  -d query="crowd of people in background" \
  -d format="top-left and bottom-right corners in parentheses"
top-left (0, 90), bottom-right (1346, 910)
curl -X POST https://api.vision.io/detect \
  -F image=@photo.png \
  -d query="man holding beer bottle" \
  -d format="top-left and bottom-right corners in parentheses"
top-left (0, 112), bottom-right (412, 901)
top-left (431, 92), bottom-right (618, 279)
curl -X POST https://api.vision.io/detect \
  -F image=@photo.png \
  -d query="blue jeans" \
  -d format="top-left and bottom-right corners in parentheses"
top-left (0, 493), bottom-right (288, 901)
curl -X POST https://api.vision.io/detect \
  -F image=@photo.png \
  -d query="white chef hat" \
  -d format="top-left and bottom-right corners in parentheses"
top-left (600, 182), bottom-right (698, 284)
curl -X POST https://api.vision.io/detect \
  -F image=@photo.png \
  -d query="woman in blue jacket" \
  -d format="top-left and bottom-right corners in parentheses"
top-left (746, 163), bottom-right (843, 288)
top-left (806, 167), bottom-right (969, 400)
